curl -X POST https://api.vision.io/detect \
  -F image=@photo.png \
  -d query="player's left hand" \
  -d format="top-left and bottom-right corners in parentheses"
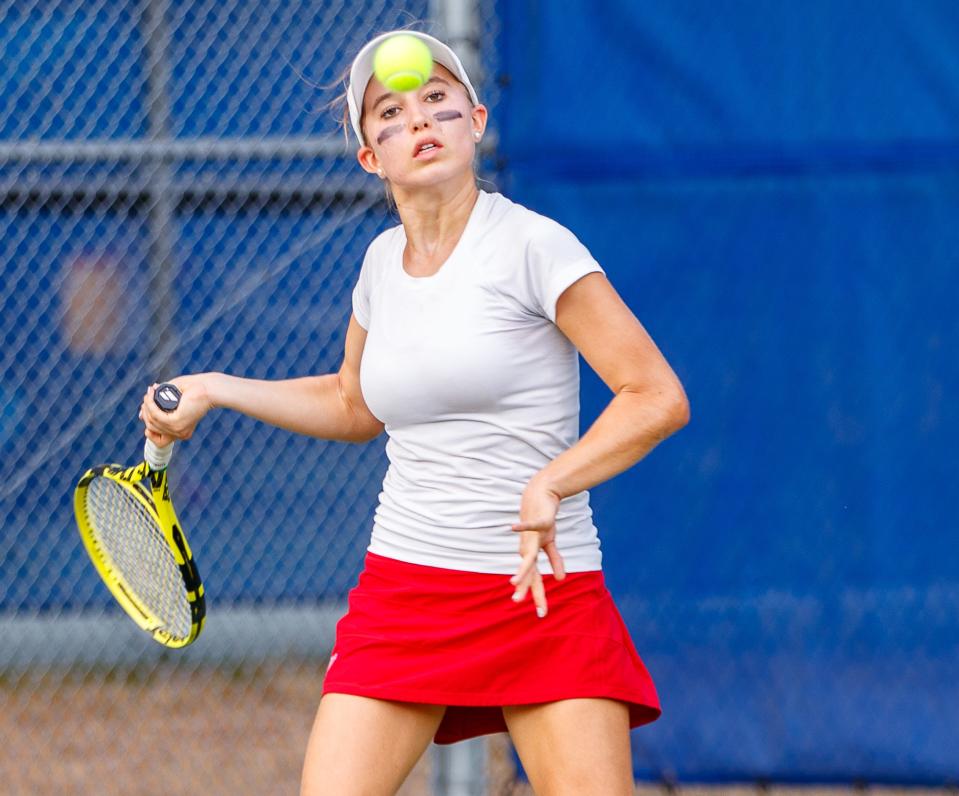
top-left (510, 479), bottom-right (567, 617)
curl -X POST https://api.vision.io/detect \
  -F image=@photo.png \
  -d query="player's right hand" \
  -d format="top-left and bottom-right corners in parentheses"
top-left (139, 373), bottom-right (214, 447)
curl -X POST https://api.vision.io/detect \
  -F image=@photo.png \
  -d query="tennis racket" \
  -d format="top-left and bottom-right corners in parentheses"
top-left (74, 382), bottom-right (205, 648)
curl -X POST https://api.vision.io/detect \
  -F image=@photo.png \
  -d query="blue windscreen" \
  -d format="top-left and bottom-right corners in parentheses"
top-left (497, 0), bottom-right (958, 784)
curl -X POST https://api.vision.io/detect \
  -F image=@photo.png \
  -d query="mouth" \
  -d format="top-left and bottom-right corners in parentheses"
top-left (413, 138), bottom-right (443, 158)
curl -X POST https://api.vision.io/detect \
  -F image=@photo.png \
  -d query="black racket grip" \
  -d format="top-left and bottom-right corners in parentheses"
top-left (153, 383), bottom-right (182, 413)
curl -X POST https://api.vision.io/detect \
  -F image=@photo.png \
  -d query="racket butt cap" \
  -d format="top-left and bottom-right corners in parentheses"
top-left (154, 382), bottom-right (182, 412)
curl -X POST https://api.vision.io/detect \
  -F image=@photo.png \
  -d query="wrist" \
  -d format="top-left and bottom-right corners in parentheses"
top-left (528, 470), bottom-right (563, 501)
top-left (199, 371), bottom-right (226, 411)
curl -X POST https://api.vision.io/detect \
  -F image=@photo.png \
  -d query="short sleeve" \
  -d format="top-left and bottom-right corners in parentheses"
top-left (351, 244), bottom-right (375, 330)
top-left (525, 218), bottom-right (605, 322)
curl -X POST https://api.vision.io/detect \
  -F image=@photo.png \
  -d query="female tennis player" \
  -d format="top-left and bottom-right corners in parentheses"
top-left (140, 29), bottom-right (689, 796)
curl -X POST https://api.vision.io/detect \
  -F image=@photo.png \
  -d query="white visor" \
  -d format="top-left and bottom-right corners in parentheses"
top-left (347, 30), bottom-right (480, 146)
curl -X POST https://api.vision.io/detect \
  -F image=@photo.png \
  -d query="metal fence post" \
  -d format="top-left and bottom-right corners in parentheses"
top-left (428, 2), bottom-right (491, 792)
top-left (143, 0), bottom-right (177, 380)
top-left (431, 737), bottom-right (488, 796)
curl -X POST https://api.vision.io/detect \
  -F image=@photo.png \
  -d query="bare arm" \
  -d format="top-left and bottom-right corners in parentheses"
top-left (205, 315), bottom-right (383, 442)
top-left (141, 315), bottom-right (384, 445)
top-left (533, 272), bottom-right (690, 500)
top-left (509, 272), bottom-right (690, 611)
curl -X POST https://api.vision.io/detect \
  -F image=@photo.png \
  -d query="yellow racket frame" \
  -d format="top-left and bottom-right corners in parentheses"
top-left (74, 460), bottom-right (205, 648)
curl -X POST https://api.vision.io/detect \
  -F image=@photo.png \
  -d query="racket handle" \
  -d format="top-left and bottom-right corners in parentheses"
top-left (144, 438), bottom-right (174, 470)
top-left (144, 382), bottom-right (182, 471)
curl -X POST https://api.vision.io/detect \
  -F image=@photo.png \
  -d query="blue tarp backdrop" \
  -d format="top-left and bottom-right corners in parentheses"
top-left (497, 0), bottom-right (958, 784)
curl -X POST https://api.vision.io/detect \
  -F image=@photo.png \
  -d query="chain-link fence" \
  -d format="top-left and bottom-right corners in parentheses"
top-left (0, 1), bottom-right (508, 792)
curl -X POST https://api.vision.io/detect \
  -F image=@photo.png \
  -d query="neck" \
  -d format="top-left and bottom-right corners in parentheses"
top-left (392, 176), bottom-right (479, 259)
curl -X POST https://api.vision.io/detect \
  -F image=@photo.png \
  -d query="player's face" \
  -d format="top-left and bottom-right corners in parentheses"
top-left (358, 63), bottom-right (487, 189)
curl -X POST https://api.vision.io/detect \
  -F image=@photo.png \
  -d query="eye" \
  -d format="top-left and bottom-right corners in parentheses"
top-left (379, 90), bottom-right (445, 120)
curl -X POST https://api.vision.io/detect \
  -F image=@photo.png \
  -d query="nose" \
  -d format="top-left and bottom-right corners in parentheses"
top-left (409, 102), bottom-right (431, 133)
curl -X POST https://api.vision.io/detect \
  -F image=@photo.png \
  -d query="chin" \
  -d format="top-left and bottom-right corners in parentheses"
top-left (402, 157), bottom-right (471, 187)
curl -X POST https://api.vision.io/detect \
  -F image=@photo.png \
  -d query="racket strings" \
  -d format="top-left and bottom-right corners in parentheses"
top-left (85, 476), bottom-right (193, 641)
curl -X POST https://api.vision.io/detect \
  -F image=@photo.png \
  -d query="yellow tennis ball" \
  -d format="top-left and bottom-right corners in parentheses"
top-left (373, 34), bottom-right (434, 93)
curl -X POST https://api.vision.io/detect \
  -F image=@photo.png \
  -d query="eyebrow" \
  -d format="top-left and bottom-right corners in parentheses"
top-left (371, 76), bottom-right (452, 111)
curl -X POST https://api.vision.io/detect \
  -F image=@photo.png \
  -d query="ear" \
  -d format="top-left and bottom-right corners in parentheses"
top-left (470, 104), bottom-right (489, 138)
top-left (356, 145), bottom-right (381, 177)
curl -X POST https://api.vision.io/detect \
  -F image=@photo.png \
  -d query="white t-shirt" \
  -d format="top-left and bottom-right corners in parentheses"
top-left (352, 189), bottom-right (605, 574)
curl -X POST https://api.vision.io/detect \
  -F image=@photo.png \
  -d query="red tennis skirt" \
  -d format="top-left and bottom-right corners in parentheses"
top-left (321, 551), bottom-right (661, 744)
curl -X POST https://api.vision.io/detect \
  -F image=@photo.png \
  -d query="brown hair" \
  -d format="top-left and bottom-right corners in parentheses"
top-left (323, 55), bottom-right (396, 208)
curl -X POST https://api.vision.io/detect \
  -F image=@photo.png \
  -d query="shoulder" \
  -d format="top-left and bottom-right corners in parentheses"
top-left (486, 192), bottom-right (592, 259)
top-left (484, 191), bottom-right (568, 240)
top-left (479, 193), bottom-right (603, 321)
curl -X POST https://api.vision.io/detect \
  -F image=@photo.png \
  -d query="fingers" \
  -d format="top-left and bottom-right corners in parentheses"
top-left (543, 540), bottom-right (567, 581)
top-left (511, 519), bottom-right (553, 533)
top-left (510, 549), bottom-right (537, 588)
top-left (511, 564), bottom-right (547, 618)
top-left (530, 575), bottom-right (547, 618)
top-left (140, 387), bottom-right (167, 433)
top-left (144, 426), bottom-right (175, 449)
top-left (510, 530), bottom-right (562, 619)
top-left (511, 483), bottom-right (563, 613)
top-left (139, 382), bottom-right (196, 441)
top-left (142, 387), bottom-right (174, 447)
top-left (140, 385), bottom-right (179, 441)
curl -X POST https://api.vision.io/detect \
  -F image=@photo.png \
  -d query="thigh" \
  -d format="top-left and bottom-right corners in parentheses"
top-left (300, 692), bottom-right (446, 796)
top-left (503, 698), bottom-right (633, 796)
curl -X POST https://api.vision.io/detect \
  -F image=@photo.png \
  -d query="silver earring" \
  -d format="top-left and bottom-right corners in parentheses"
top-left (377, 169), bottom-right (384, 178)
top-left (474, 131), bottom-right (481, 139)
